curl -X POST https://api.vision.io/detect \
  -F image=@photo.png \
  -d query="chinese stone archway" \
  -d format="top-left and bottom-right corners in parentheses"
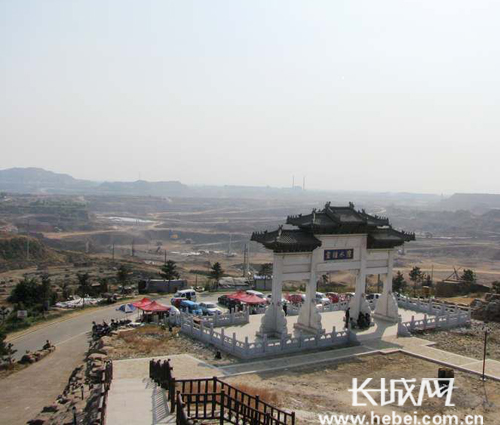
top-left (251, 203), bottom-right (415, 337)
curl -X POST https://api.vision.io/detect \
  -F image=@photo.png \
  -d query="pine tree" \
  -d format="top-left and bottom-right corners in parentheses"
top-left (40, 274), bottom-right (52, 310)
top-left (76, 272), bottom-right (91, 304)
top-left (409, 266), bottom-right (422, 297)
top-left (160, 260), bottom-right (180, 281)
top-left (210, 262), bottom-right (224, 288)
top-left (259, 263), bottom-right (273, 278)
top-left (461, 269), bottom-right (476, 292)
top-left (392, 271), bottom-right (407, 293)
top-left (117, 265), bottom-right (131, 293)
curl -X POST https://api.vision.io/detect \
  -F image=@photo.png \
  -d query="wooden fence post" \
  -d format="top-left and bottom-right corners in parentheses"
top-left (220, 390), bottom-right (225, 425)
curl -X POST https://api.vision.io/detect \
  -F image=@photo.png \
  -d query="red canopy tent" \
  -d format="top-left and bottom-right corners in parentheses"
top-left (132, 297), bottom-right (152, 308)
top-left (139, 301), bottom-right (170, 312)
top-left (227, 291), bottom-right (267, 305)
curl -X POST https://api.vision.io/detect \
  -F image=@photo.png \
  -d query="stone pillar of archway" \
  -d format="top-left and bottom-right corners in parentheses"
top-left (374, 250), bottom-right (399, 322)
top-left (349, 236), bottom-right (371, 321)
top-left (257, 254), bottom-right (288, 338)
top-left (294, 255), bottom-right (323, 335)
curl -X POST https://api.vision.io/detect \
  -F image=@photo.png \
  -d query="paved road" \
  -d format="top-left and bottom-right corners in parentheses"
top-left (0, 334), bottom-right (88, 425)
top-left (1, 292), bottom-right (230, 424)
top-left (9, 304), bottom-right (134, 360)
top-left (9, 292), bottom-right (227, 360)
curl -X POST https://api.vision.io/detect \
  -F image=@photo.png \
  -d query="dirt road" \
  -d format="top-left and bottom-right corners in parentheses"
top-left (0, 335), bottom-right (87, 425)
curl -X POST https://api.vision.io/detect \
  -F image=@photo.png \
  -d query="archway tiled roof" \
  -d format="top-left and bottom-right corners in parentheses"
top-left (252, 202), bottom-right (415, 253)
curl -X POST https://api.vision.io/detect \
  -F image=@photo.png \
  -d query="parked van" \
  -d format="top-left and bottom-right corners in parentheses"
top-left (173, 289), bottom-right (197, 301)
top-left (179, 300), bottom-right (203, 315)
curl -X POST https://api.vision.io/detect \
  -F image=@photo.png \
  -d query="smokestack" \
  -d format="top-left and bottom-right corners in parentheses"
top-left (292, 175), bottom-right (295, 188)
top-left (303, 176), bottom-right (306, 190)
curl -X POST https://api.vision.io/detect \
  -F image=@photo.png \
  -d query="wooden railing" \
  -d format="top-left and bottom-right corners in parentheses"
top-left (150, 359), bottom-right (295, 425)
top-left (176, 392), bottom-right (199, 425)
top-left (98, 360), bottom-right (113, 425)
top-left (150, 358), bottom-right (177, 411)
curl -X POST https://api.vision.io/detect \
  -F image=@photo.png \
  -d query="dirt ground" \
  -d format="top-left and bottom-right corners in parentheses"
top-left (225, 352), bottom-right (500, 425)
top-left (0, 362), bottom-right (27, 380)
top-left (106, 325), bottom-right (236, 365)
top-left (416, 320), bottom-right (500, 361)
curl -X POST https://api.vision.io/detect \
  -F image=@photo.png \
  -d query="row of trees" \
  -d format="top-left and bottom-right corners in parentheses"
top-left (392, 267), bottom-right (477, 296)
top-left (5, 259), bottom-right (226, 315)
top-left (159, 260), bottom-right (225, 289)
top-left (393, 267), bottom-right (434, 296)
top-left (6, 265), bottom-right (134, 312)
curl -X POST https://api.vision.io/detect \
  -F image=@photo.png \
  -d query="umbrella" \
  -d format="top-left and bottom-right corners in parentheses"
top-left (116, 303), bottom-right (137, 313)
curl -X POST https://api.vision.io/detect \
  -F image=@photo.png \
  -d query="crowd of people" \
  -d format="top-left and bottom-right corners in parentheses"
top-left (91, 319), bottom-right (132, 340)
top-left (344, 307), bottom-right (372, 330)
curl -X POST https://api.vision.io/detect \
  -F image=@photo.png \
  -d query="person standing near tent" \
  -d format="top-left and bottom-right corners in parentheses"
top-left (344, 307), bottom-right (350, 329)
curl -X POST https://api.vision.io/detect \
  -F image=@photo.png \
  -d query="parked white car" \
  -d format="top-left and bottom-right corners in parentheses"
top-left (316, 292), bottom-right (331, 306)
top-left (199, 302), bottom-right (222, 316)
top-left (266, 294), bottom-right (289, 304)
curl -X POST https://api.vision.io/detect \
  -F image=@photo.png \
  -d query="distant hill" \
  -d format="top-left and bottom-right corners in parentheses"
top-left (441, 193), bottom-right (500, 213)
top-left (0, 168), bottom-right (188, 197)
top-left (0, 167), bottom-right (96, 193)
top-left (0, 167), bottom-right (444, 203)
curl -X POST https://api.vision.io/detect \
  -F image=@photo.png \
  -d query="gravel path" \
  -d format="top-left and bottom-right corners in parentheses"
top-left (416, 320), bottom-right (500, 361)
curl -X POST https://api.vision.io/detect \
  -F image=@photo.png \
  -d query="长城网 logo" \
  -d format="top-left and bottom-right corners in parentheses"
top-left (348, 378), bottom-right (455, 407)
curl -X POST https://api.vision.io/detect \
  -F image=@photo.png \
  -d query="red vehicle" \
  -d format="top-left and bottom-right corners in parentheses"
top-left (326, 292), bottom-right (340, 303)
top-left (339, 293), bottom-right (354, 302)
top-left (170, 297), bottom-right (185, 308)
top-left (286, 293), bottom-right (305, 305)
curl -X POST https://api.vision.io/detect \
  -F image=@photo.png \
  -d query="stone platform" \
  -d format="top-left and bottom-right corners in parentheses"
top-left (221, 308), bottom-right (431, 343)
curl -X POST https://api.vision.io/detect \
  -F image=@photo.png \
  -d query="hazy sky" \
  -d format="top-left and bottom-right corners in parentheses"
top-left (1, 1), bottom-right (499, 194)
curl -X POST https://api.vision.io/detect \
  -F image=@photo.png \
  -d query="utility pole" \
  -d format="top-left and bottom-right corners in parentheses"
top-left (26, 218), bottom-right (30, 261)
top-left (164, 249), bottom-right (167, 264)
top-left (482, 322), bottom-right (490, 381)
top-left (112, 243), bottom-right (115, 261)
top-left (243, 244), bottom-right (250, 277)
top-left (131, 239), bottom-right (135, 257)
